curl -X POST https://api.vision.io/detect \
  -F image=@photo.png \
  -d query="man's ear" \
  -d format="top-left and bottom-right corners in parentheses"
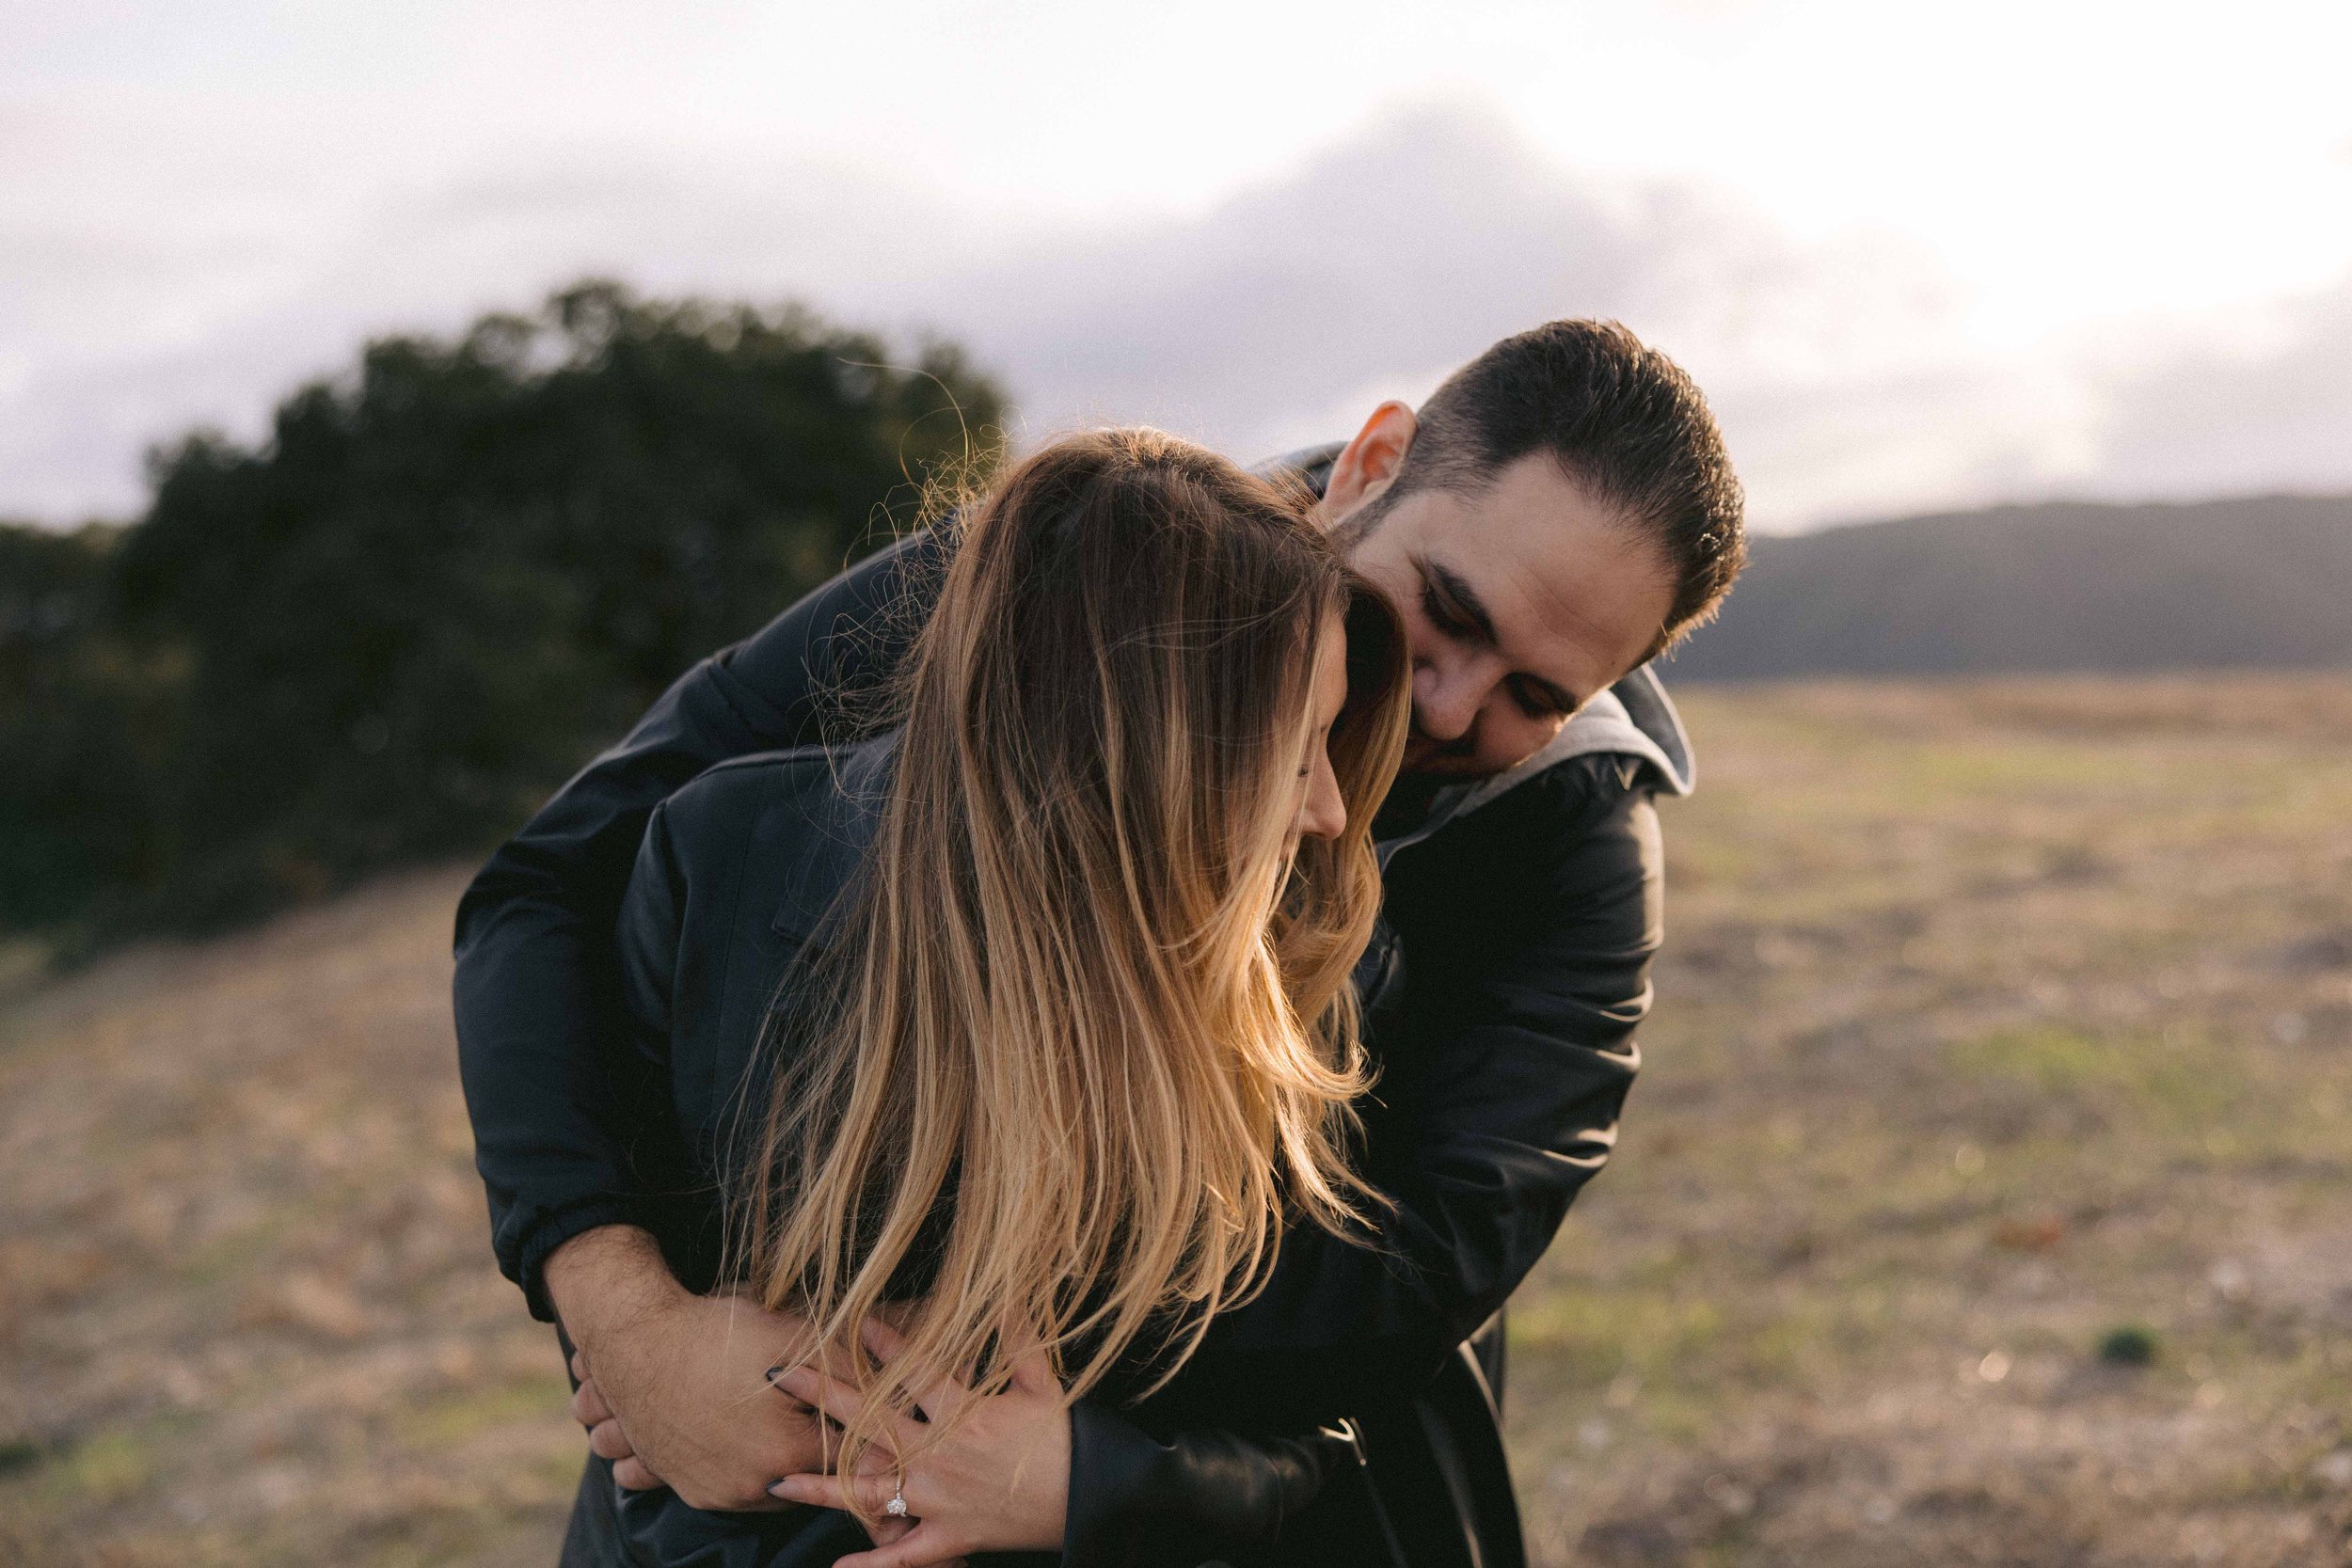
top-left (1322, 401), bottom-right (1418, 523)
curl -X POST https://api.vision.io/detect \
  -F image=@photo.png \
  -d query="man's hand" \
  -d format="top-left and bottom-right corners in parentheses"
top-left (546, 1225), bottom-right (826, 1511)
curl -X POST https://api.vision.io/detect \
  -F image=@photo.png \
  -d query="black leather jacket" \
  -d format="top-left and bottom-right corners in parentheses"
top-left (454, 445), bottom-right (1689, 1568)
top-left (571, 736), bottom-right (1368, 1567)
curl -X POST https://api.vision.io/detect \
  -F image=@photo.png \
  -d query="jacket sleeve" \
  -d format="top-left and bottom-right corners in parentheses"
top-left (453, 531), bottom-right (942, 1320)
top-left (1061, 1403), bottom-right (1363, 1568)
top-left (1156, 753), bottom-right (1663, 1429)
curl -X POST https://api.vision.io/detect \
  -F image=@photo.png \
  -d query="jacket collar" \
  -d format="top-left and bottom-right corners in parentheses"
top-left (1466, 662), bottom-right (1694, 806)
top-left (1372, 667), bottom-right (1692, 866)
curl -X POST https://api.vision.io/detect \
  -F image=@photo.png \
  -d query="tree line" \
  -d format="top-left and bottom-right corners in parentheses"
top-left (0, 282), bottom-right (1003, 945)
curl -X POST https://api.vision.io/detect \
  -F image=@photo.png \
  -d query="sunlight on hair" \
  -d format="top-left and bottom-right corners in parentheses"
top-left (728, 428), bottom-right (1409, 1521)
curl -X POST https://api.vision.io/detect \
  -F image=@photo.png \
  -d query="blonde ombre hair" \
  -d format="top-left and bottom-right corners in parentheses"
top-left (733, 428), bottom-right (1409, 1505)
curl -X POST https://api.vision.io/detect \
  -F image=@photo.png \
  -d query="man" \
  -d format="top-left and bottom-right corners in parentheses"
top-left (453, 319), bottom-right (1744, 1566)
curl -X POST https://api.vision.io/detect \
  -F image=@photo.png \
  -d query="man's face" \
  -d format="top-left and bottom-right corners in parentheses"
top-left (1339, 448), bottom-right (1677, 780)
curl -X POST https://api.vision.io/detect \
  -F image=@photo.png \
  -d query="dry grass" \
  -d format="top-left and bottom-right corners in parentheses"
top-left (1509, 676), bottom-right (2352, 1566)
top-left (0, 868), bottom-right (580, 1568)
top-left (3, 675), bottom-right (2349, 1566)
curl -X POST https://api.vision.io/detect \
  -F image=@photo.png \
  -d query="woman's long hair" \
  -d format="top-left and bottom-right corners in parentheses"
top-left (731, 428), bottom-right (1409, 1501)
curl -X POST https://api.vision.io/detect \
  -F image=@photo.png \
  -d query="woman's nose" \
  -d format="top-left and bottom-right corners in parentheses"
top-left (1296, 762), bottom-right (1348, 843)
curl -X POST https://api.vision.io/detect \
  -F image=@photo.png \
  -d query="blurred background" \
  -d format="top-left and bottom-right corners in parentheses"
top-left (3, 4), bottom-right (2348, 1564)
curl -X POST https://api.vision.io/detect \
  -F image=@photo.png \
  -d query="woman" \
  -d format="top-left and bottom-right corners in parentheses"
top-left (575, 428), bottom-right (1412, 1567)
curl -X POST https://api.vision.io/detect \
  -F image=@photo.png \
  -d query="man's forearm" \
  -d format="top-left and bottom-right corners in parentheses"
top-left (544, 1223), bottom-right (690, 1362)
top-left (547, 1224), bottom-right (834, 1512)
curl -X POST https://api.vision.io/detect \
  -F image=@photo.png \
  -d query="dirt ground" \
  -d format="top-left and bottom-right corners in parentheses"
top-left (4, 675), bottom-right (2349, 1566)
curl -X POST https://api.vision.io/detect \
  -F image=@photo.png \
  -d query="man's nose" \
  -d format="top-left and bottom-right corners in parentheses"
top-left (1413, 660), bottom-right (1486, 742)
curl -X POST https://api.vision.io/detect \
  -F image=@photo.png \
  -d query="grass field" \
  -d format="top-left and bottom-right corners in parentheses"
top-left (4, 676), bottom-right (2349, 1566)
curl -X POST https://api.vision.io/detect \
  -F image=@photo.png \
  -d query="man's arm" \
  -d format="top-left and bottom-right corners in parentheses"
top-left (453, 530), bottom-right (944, 1320)
top-left (537, 795), bottom-right (823, 1512)
top-left (1155, 754), bottom-right (1663, 1428)
top-left (453, 535), bottom-right (941, 1507)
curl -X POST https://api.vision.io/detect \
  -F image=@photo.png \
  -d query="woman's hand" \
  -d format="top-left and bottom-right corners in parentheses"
top-left (767, 1319), bottom-right (1070, 1568)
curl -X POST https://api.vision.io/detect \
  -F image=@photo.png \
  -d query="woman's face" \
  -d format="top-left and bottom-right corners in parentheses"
top-left (1289, 617), bottom-right (1352, 849)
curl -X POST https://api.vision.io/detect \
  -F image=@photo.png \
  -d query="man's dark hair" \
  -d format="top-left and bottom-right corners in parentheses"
top-left (1375, 319), bottom-right (1745, 655)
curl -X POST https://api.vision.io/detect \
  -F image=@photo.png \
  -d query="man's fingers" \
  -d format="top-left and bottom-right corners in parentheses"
top-left (587, 1418), bottom-right (636, 1462)
top-left (612, 1456), bottom-right (660, 1491)
top-left (570, 1348), bottom-right (591, 1383)
top-left (572, 1378), bottom-right (614, 1429)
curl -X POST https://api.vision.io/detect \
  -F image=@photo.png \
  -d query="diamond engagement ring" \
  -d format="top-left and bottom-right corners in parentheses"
top-left (885, 1491), bottom-right (908, 1518)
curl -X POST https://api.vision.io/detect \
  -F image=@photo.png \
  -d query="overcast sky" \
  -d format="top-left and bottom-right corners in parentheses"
top-left (6, 0), bottom-right (2349, 531)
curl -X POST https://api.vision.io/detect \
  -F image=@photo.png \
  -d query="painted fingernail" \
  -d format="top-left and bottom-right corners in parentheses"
top-left (765, 1364), bottom-right (786, 1384)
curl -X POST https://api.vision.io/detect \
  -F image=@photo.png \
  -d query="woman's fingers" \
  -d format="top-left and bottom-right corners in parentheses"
top-left (768, 1472), bottom-right (852, 1510)
top-left (772, 1364), bottom-right (866, 1429)
top-left (866, 1517), bottom-right (964, 1568)
top-left (834, 1522), bottom-right (970, 1568)
top-left (858, 1316), bottom-right (910, 1361)
top-left (769, 1466), bottom-right (913, 1514)
top-left (1006, 1342), bottom-right (1059, 1397)
top-left (853, 1318), bottom-right (968, 1425)
top-left (775, 1361), bottom-right (930, 1450)
top-left (989, 1316), bottom-right (1060, 1397)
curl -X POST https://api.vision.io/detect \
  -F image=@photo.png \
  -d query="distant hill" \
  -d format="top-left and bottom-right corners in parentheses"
top-left (1664, 493), bottom-right (2352, 681)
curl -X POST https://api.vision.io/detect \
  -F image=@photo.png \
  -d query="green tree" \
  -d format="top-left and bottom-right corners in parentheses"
top-left (0, 522), bottom-right (183, 931)
top-left (7, 280), bottom-right (1003, 936)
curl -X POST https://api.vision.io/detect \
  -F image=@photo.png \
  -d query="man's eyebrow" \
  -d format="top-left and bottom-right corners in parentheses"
top-left (1425, 558), bottom-right (1499, 646)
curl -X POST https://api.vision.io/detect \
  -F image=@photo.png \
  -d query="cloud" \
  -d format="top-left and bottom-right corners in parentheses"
top-left (2079, 274), bottom-right (2352, 499)
top-left (0, 98), bottom-right (1975, 524)
top-left (918, 108), bottom-right (1701, 451)
top-left (912, 105), bottom-right (1995, 499)
top-left (0, 97), bottom-right (2343, 529)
